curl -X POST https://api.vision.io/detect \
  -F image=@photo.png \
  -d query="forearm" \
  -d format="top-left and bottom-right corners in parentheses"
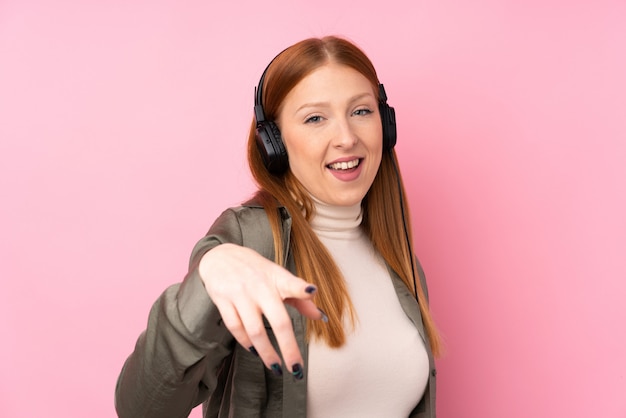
top-left (114, 268), bottom-right (234, 418)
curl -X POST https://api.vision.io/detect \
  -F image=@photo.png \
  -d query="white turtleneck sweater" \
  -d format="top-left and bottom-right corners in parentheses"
top-left (306, 198), bottom-right (430, 418)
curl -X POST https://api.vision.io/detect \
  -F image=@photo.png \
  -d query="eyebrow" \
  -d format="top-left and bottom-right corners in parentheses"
top-left (294, 92), bottom-right (376, 114)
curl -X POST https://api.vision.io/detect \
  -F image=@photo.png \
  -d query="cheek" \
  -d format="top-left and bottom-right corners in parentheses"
top-left (290, 147), bottom-right (322, 178)
top-left (283, 128), bottom-right (322, 163)
top-left (368, 133), bottom-right (384, 160)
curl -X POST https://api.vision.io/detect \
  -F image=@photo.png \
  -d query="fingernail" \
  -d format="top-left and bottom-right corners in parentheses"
top-left (291, 363), bottom-right (304, 380)
top-left (305, 285), bottom-right (317, 294)
top-left (248, 346), bottom-right (259, 357)
top-left (270, 363), bottom-right (283, 376)
top-left (317, 308), bottom-right (328, 323)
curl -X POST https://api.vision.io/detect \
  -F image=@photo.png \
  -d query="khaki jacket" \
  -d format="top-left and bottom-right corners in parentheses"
top-left (115, 202), bottom-right (437, 417)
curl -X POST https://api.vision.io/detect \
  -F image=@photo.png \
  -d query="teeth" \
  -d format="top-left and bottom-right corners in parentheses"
top-left (329, 159), bottom-right (360, 170)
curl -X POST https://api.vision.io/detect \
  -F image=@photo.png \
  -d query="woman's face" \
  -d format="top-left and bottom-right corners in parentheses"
top-left (277, 63), bottom-right (383, 207)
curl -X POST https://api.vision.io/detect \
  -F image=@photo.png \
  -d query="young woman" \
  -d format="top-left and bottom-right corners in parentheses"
top-left (115, 35), bottom-right (441, 418)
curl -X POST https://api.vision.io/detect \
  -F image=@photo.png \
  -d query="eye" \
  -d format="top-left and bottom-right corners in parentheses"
top-left (304, 115), bottom-right (323, 124)
top-left (353, 108), bottom-right (373, 116)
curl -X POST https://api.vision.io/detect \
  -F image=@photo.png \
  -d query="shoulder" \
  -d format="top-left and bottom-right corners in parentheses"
top-left (208, 198), bottom-right (271, 232)
top-left (213, 199), bottom-right (285, 231)
top-left (188, 200), bottom-right (290, 267)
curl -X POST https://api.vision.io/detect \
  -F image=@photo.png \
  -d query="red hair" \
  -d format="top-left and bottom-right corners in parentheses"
top-left (247, 36), bottom-right (441, 355)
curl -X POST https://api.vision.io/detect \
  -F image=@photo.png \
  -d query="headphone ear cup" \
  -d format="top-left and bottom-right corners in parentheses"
top-left (255, 121), bottom-right (289, 174)
top-left (379, 102), bottom-right (397, 151)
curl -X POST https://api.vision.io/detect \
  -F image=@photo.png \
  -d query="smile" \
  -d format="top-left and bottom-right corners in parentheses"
top-left (327, 158), bottom-right (361, 171)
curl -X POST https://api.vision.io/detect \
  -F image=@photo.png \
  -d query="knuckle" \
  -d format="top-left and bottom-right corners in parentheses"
top-left (246, 324), bottom-right (267, 340)
top-left (270, 318), bottom-right (293, 335)
top-left (225, 321), bottom-right (244, 335)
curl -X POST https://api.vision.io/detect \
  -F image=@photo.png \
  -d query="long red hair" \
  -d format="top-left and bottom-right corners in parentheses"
top-left (247, 36), bottom-right (441, 356)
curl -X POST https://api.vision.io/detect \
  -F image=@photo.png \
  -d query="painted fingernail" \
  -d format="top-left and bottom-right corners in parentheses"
top-left (248, 346), bottom-right (259, 357)
top-left (317, 308), bottom-right (329, 323)
top-left (305, 285), bottom-right (317, 294)
top-left (291, 363), bottom-right (304, 380)
top-left (270, 363), bottom-right (283, 376)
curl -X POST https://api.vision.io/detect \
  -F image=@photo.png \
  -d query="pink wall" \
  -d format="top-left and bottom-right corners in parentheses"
top-left (1, 1), bottom-right (625, 417)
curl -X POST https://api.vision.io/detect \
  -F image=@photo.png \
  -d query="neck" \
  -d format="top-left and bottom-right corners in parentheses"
top-left (309, 196), bottom-right (363, 240)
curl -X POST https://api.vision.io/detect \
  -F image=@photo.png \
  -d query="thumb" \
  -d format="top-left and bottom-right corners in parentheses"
top-left (269, 264), bottom-right (317, 301)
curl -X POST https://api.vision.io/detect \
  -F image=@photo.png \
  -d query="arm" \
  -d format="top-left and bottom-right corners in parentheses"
top-left (114, 210), bottom-right (241, 418)
top-left (114, 207), bottom-right (323, 418)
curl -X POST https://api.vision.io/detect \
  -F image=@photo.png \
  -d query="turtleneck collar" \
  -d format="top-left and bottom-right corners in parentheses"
top-left (309, 195), bottom-right (363, 240)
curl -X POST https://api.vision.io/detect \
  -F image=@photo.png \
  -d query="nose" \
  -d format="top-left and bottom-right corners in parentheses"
top-left (332, 117), bottom-right (358, 148)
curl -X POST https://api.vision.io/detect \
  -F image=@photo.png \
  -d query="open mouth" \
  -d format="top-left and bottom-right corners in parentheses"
top-left (327, 158), bottom-right (361, 171)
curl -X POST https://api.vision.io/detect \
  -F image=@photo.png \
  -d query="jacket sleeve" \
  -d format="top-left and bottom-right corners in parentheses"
top-left (114, 209), bottom-right (244, 418)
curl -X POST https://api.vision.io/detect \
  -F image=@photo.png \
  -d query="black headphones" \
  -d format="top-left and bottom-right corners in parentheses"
top-left (254, 58), bottom-right (397, 175)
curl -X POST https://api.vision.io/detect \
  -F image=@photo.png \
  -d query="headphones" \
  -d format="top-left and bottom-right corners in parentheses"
top-left (254, 58), bottom-right (397, 175)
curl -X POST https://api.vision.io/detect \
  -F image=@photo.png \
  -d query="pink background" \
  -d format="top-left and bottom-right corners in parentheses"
top-left (1, 1), bottom-right (625, 417)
